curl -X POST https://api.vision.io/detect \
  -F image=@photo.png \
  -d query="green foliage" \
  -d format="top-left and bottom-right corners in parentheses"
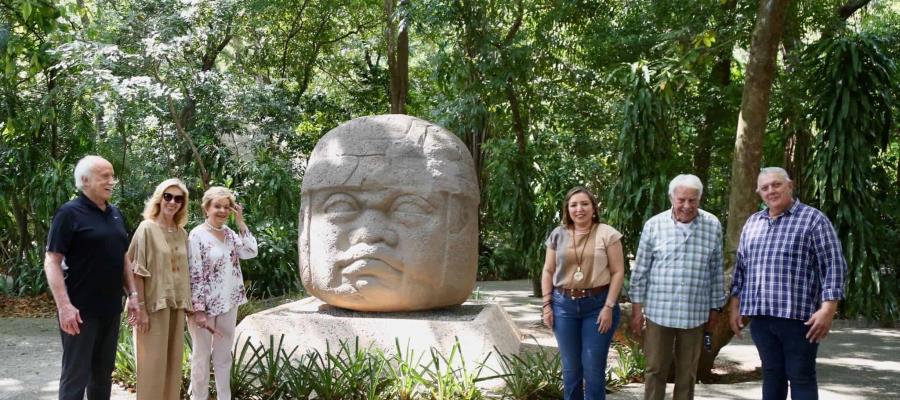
top-left (606, 340), bottom-right (646, 388)
top-left (381, 340), bottom-right (426, 399)
top-left (489, 345), bottom-right (563, 399)
top-left (605, 60), bottom-right (685, 256)
top-left (2, 0), bottom-right (899, 323)
top-left (803, 31), bottom-right (898, 320)
top-left (229, 151), bottom-right (302, 298)
top-left (113, 330), bottom-right (608, 399)
top-left (112, 319), bottom-right (137, 389)
top-left (419, 340), bottom-right (487, 400)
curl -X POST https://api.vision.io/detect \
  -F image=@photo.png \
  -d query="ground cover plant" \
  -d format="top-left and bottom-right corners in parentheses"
top-left (112, 328), bottom-right (645, 399)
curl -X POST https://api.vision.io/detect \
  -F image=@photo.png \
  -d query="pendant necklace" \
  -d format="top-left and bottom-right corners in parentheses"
top-left (571, 226), bottom-right (590, 282)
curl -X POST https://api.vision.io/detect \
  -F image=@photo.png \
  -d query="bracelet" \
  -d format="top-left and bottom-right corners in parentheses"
top-left (604, 303), bottom-right (615, 309)
top-left (129, 291), bottom-right (138, 297)
top-left (542, 302), bottom-right (552, 308)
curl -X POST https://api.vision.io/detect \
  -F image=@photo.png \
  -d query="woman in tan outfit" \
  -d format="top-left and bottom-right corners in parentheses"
top-left (128, 178), bottom-right (193, 400)
top-left (541, 186), bottom-right (625, 400)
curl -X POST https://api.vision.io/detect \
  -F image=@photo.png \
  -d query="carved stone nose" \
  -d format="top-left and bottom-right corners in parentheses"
top-left (350, 225), bottom-right (399, 247)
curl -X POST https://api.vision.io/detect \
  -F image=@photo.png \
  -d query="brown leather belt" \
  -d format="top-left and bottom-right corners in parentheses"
top-left (555, 284), bottom-right (610, 300)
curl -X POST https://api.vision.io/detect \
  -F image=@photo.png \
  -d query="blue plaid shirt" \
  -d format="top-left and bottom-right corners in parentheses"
top-left (630, 209), bottom-right (726, 329)
top-left (731, 200), bottom-right (847, 321)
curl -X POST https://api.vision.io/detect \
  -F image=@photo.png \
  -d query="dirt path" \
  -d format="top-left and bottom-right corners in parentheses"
top-left (0, 318), bottom-right (133, 400)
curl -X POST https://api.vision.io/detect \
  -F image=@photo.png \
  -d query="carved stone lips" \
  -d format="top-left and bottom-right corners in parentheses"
top-left (338, 247), bottom-right (404, 284)
top-left (342, 258), bottom-right (399, 276)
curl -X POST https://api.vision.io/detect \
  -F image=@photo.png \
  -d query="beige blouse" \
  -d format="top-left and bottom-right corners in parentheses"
top-left (545, 223), bottom-right (623, 289)
top-left (127, 220), bottom-right (193, 313)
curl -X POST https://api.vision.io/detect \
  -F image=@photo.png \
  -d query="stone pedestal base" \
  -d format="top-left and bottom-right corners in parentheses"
top-left (235, 298), bottom-right (521, 374)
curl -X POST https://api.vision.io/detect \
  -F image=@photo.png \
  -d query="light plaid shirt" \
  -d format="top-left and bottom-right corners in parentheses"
top-left (731, 200), bottom-right (846, 321)
top-left (630, 209), bottom-right (726, 329)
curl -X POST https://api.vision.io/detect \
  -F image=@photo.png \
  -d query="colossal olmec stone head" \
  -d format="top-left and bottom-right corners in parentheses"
top-left (299, 115), bottom-right (480, 312)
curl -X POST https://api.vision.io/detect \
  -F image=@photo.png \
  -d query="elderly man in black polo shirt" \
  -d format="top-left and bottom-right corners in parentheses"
top-left (44, 155), bottom-right (139, 400)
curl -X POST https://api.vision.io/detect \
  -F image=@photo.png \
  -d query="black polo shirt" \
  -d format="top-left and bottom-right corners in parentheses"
top-left (46, 193), bottom-right (129, 318)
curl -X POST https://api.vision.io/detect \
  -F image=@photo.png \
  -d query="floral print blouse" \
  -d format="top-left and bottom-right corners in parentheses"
top-left (188, 225), bottom-right (258, 316)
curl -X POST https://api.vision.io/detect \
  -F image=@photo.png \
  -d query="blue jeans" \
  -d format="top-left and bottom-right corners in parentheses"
top-left (750, 316), bottom-right (819, 400)
top-left (552, 289), bottom-right (620, 400)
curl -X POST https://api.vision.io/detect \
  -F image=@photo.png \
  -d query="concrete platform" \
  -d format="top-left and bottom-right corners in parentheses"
top-left (234, 297), bottom-right (521, 372)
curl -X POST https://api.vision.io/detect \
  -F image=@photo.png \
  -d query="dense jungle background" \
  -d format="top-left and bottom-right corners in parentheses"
top-left (2, 0), bottom-right (898, 333)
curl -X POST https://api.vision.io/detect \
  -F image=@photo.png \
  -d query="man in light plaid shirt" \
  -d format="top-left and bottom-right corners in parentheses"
top-left (629, 174), bottom-right (727, 400)
top-left (730, 167), bottom-right (847, 400)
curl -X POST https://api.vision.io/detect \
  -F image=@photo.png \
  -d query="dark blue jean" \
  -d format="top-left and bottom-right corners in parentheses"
top-left (750, 316), bottom-right (820, 400)
top-left (552, 289), bottom-right (620, 400)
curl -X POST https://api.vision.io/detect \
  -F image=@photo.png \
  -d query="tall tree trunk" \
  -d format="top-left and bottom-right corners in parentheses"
top-left (385, 0), bottom-right (409, 114)
top-left (47, 68), bottom-right (59, 158)
top-left (712, 0), bottom-right (790, 374)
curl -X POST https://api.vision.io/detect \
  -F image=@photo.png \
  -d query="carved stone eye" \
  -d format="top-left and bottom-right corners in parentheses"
top-left (391, 195), bottom-right (434, 225)
top-left (322, 193), bottom-right (359, 215)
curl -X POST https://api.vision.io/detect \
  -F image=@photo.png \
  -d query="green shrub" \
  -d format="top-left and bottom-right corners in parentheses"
top-left (419, 340), bottom-right (488, 400)
top-left (114, 332), bottom-right (641, 399)
top-left (489, 345), bottom-right (563, 399)
top-left (606, 340), bottom-right (646, 389)
top-left (112, 320), bottom-right (137, 389)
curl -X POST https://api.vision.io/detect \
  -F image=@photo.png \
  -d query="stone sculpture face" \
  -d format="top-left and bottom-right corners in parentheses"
top-left (299, 115), bottom-right (479, 312)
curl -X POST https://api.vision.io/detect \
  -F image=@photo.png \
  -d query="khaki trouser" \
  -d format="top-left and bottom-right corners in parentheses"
top-left (187, 307), bottom-right (238, 400)
top-left (135, 308), bottom-right (186, 400)
top-left (643, 319), bottom-right (704, 400)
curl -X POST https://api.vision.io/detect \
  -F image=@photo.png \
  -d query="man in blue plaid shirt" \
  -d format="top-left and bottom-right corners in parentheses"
top-left (729, 167), bottom-right (847, 400)
top-left (630, 174), bottom-right (727, 400)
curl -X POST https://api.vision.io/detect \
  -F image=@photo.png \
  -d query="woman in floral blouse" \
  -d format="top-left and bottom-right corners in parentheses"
top-left (187, 186), bottom-right (257, 400)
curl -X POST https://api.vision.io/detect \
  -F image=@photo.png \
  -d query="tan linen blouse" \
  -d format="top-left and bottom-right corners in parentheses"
top-left (127, 220), bottom-right (193, 313)
top-left (545, 223), bottom-right (623, 289)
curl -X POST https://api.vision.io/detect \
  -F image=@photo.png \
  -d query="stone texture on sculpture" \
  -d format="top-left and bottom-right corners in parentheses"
top-left (299, 115), bottom-right (480, 312)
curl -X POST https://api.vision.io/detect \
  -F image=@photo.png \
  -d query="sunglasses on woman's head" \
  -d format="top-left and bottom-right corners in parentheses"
top-left (162, 193), bottom-right (185, 204)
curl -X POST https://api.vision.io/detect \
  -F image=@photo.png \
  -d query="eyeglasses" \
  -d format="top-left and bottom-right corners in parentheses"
top-left (162, 193), bottom-right (185, 204)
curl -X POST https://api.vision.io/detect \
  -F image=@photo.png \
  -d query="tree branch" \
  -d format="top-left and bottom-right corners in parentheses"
top-left (503, 0), bottom-right (524, 45)
top-left (838, 0), bottom-right (872, 20)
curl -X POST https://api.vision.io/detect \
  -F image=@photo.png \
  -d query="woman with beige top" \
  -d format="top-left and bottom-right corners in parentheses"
top-left (127, 178), bottom-right (192, 400)
top-left (541, 186), bottom-right (626, 400)
top-left (187, 186), bottom-right (257, 400)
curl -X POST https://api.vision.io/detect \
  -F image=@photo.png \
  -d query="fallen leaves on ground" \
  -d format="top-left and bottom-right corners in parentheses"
top-left (0, 293), bottom-right (57, 318)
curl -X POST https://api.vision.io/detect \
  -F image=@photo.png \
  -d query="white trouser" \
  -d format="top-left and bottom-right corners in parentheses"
top-left (187, 307), bottom-right (237, 400)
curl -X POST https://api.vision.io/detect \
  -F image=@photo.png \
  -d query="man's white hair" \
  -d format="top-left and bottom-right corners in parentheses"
top-left (668, 174), bottom-right (704, 198)
top-left (758, 167), bottom-right (792, 183)
top-left (73, 155), bottom-right (106, 191)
